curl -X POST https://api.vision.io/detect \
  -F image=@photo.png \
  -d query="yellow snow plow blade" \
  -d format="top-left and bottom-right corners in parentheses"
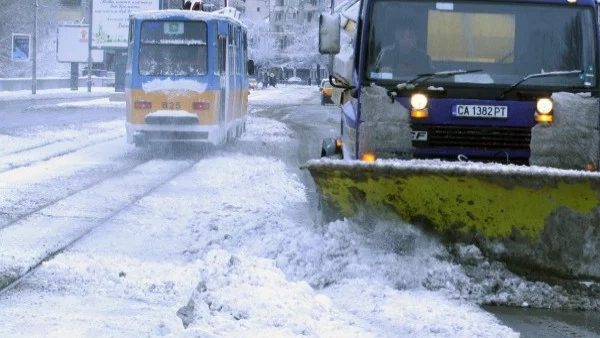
top-left (306, 159), bottom-right (600, 278)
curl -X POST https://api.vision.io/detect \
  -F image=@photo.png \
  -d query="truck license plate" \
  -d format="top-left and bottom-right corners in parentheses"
top-left (452, 105), bottom-right (508, 119)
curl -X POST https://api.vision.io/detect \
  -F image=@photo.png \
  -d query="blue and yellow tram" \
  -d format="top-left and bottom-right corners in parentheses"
top-left (125, 8), bottom-right (254, 146)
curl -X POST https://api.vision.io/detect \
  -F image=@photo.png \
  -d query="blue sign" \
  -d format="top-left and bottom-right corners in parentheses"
top-left (12, 34), bottom-right (30, 62)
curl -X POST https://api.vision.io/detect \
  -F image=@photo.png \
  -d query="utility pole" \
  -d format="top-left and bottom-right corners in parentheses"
top-left (32, 0), bottom-right (38, 94)
top-left (328, 0), bottom-right (334, 77)
top-left (87, 0), bottom-right (93, 92)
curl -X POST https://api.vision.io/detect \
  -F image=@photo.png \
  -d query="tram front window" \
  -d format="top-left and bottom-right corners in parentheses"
top-left (139, 45), bottom-right (207, 76)
top-left (139, 20), bottom-right (208, 76)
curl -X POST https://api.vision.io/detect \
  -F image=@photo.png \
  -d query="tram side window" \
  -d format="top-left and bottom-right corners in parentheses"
top-left (229, 25), bottom-right (235, 75)
top-left (127, 19), bottom-right (134, 74)
top-left (213, 23), bottom-right (219, 75)
top-left (219, 36), bottom-right (227, 75)
top-left (243, 31), bottom-right (248, 74)
top-left (233, 27), bottom-right (238, 75)
top-left (237, 28), bottom-right (242, 75)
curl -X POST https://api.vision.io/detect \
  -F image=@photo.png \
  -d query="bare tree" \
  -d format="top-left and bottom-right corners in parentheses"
top-left (243, 17), bottom-right (278, 70)
top-left (272, 20), bottom-right (326, 69)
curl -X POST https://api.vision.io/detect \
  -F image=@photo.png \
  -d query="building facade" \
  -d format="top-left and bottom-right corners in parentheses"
top-left (61, 0), bottom-right (326, 82)
top-left (229, 0), bottom-right (270, 21)
top-left (267, 0), bottom-right (327, 82)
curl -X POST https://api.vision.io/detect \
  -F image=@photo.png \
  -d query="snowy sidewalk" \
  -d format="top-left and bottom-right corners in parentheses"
top-left (0, 84), bottom-right (316, 104)
top-left (0, 87), bottom-right (119, 102)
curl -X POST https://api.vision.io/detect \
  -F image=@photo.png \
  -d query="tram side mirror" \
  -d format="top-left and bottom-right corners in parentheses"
top-left (247, 60), bottom-right (255, 75)
top-left (319, 13), bottom-right (341, 54)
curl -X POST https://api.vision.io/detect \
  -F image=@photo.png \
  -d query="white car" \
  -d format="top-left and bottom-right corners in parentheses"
top-left (319, 78), bottom-right (328, 91)
top-left (286, 76), bottom-right (304, 84)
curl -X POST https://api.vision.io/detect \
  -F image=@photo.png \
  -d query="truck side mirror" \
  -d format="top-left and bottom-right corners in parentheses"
top-left (319, 13), bottom-right (341, 54)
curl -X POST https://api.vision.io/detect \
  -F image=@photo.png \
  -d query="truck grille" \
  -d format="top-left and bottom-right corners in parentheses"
top-left (415, 125), bottom-right (531, 150)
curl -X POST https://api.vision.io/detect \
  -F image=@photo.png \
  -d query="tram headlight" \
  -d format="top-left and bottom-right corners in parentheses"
top-left (410, 93), bottom-right (428, 110)
top-left (536, 98), bottom-right (553, 114)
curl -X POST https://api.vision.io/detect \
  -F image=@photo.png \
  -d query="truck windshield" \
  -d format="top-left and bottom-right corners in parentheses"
top-left (366, 0), bottom-right (597, 89)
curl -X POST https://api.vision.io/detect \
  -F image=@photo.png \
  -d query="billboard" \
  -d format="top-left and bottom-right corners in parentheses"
top-left (57, 24), bottom-right (104, 63)
top-left (12, 33), bottom-right (31, 62)
top-left (92, 0), bottom-right (160, 48)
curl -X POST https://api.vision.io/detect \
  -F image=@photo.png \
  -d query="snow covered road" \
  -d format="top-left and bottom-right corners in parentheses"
top-left (0, 85), bottom-right (597, 337)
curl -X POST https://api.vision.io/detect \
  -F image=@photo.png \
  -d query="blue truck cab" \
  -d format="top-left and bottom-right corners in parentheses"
top-left (320, 0), bottom-right (600, 169)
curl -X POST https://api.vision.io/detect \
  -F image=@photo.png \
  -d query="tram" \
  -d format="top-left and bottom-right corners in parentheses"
top-left (125, 7), bottom-right (254, 146)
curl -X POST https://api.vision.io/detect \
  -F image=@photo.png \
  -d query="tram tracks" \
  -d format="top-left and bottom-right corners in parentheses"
top-left (0, 150), bottom-right (206, 296)
top-left (0, 138), bottom-right (150, 230)
top-left (0, 131), bottom-right (124, 174)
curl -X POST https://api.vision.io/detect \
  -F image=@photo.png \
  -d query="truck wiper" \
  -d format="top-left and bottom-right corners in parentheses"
top-left (395, 69), bottom-right (483, 90)
top-left (497, 70), bottom-right (583, 99)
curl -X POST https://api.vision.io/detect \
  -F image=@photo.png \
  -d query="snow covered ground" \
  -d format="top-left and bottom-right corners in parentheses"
top-left (0, 87), bottom-right (116, 102)
top-left (0, 84), bottom-right (596, 337)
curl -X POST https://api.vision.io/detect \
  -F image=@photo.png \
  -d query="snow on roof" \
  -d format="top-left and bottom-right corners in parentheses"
top-left (307, 158), bottom-right (600, 180)
top-left (130, 8), bottom-right (242, 25)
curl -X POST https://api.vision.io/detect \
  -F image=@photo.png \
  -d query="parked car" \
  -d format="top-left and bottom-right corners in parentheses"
top-left (321, 80), bottom-right (334, 105)
top-left (286, 76), bottom-right (304, 85)
top-left (105, 71), bottom-right (116, 87)
top-left (319, 78), bottom-right (328, 91)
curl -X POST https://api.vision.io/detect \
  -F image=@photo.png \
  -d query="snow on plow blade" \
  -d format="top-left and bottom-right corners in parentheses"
top-left (306, 158), bottom-right (600, 279)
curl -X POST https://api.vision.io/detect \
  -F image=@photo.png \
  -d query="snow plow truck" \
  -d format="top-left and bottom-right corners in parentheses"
top-left (307, 0), bottom-right (600, 280)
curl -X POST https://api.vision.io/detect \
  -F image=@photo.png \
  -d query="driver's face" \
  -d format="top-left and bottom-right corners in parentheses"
top-left (396, 28), bottom-right (417, 50)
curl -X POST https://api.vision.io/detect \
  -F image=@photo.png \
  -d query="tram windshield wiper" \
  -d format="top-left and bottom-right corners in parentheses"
top-left (395, 69), bottom-right (483, 91)
top-left (497, 70), bottom-right (583, 99)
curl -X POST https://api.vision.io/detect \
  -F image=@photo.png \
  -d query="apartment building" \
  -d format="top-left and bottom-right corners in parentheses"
top-left (58, 0), bottom-right (325, 81)
top-left (267, 0), bottom-right (327, 81)
top-left (229, 0), bottom-right (270, 21)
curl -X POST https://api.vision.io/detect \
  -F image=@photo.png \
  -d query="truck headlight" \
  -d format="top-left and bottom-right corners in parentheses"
top-left (536, 98), bottom-right (553, 114)
top-left (361, 153), bottom-right (376, 162)
top-left (410, 93), bottom-right (428, 110)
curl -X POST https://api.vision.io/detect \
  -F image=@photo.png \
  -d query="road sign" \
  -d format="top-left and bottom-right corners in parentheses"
top-left (57, 24), bottom-right (104, 63)
top-left (12, 33), bottom-right (31, 62)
